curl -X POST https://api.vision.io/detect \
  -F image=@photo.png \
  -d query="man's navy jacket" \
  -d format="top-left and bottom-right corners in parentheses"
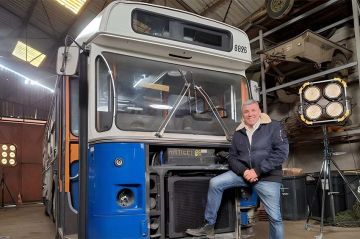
top-left (228, 113), bottom-right (289, 183)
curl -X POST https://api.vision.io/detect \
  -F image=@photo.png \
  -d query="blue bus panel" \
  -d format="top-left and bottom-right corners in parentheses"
top-left (87, 142), bottom-right (148, 238)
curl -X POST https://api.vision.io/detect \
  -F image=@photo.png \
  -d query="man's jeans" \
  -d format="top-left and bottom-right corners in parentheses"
top-left (205, 171), bottom-right (283, 239)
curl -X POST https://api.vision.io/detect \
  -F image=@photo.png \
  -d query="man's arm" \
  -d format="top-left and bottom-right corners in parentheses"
top-left (228, 132), bottom-right (249, 176)
top-left (253, 122), bottom-right (289, 176)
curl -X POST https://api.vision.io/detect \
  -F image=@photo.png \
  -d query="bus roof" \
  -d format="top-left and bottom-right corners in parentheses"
top-left (75, 0), bottom-right (252, 71)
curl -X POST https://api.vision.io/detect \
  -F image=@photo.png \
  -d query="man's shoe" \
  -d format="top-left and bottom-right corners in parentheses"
top-left (185, 223), bottom-right (215, 238)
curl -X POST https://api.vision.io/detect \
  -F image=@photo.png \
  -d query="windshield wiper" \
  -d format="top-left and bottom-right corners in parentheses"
top-left (155, 82), bottom-right (191, 138)
top-left (155, 70), bottom-right (190, 138)
top-left (155, 71), bottom-right (232, 141)
top-left (195, 85), bottom-right (232, 142)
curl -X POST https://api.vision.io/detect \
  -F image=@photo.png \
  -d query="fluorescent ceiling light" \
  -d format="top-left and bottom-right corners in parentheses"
top-left (12, 41), bottom-right (46, 67)
top-left (0, 63), bottom-right (54, 93)
top-left (56, 0), bottom-right (87, 14)
top-left (149, 104), bottom-right (173, 110)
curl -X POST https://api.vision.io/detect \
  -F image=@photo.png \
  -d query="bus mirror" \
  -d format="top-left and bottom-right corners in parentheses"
top-left (250, 80), bottom-right (260, 102)
top-left (56, 46), bottom-right (79, 75)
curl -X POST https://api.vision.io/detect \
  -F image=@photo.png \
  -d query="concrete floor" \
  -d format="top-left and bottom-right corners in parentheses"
top-left (0, 203), bottom-right (55, 239)
top-left (0, 204), bottom-right (360, 239)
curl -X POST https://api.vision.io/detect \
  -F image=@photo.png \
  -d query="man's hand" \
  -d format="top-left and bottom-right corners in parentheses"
top-left (243, 169), bottom-right (258, 183)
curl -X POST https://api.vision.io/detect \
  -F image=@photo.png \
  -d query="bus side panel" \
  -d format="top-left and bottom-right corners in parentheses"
top-left (87, 142), bottom-right (148, 239)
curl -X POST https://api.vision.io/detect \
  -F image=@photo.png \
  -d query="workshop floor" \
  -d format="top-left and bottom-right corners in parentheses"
top-left (0, 204), bottom-right (360, 239)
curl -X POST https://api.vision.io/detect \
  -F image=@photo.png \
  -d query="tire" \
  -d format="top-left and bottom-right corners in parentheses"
top-left (330, 52), bottom-right (348, 77)
top-left (266, 0), bottom-right (295, 19)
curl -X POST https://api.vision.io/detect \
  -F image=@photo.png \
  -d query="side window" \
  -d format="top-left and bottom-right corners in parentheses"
top-left (70, 79), bottom-right (79, 136)
top-left (96, 56), bottom-right (114, 132)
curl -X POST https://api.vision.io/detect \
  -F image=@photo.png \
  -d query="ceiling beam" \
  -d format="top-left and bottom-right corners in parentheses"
top-left (44, 0), bottom-right (92, 71)
top-left (175, 0), bottom-right (197, 14)
top-left (1, 0), bottom-right (41, 42)
top-left (200, 0), bottom-right (227, 16)
top-left (0, 4), bottom-right (58, 40)
top-left (23, 0), bottom-right (39, 26)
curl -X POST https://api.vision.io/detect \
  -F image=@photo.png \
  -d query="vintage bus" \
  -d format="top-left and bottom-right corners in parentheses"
top-left (43, 1), bottom-right (253, 238)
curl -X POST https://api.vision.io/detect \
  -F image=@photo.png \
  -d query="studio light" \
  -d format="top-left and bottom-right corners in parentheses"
top-left (298, 78), bottom-right (350, 125)
top-left (325, 102), bottom-right (344, 118)
top-left (0, 144), bottom-right (17, 167)
top-left (305, 104), bottom-right (322, 120)
top-left (303, 86), bottom-right (321, 102)
top-left (324, 83), bottom-right (342, 100)
top-left (299, 79), bottom-right (360, 235)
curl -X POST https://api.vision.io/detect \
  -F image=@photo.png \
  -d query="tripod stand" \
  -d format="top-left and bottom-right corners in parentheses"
top-left (0, 169), bottom-right (16, 208)
top-left (305, 125), bottom-right (360, 239)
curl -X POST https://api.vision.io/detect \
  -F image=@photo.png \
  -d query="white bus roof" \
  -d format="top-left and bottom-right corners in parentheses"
top-left (76, 0), bottom-right (252, 71)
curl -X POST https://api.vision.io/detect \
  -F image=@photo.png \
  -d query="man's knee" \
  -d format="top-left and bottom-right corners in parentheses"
top-left (267, 211), bottom-right (282, 223)
top-left (209, 177), bottom-right (223, 191)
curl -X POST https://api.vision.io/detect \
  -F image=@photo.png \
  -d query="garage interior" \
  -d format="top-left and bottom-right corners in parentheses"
top-left (0, 0), bottom-right (360, 238)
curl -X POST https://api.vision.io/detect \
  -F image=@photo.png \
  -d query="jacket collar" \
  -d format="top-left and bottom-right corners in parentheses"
top-left (236, 113), bottom-right (271, 131)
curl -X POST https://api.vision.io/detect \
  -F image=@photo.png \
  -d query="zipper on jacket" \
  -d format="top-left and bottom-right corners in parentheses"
top-left (280, 129), bottom-right (284, 142)
top-left (248, 146), bottom-right (252, 168)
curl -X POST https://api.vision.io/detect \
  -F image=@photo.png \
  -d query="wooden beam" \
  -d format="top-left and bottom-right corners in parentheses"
top-left (175, 0), bottom-right (197, 14)
top-left (0, 4), bottom-right (58, 40)
top-left (200, 0), bottom-right (227, 16)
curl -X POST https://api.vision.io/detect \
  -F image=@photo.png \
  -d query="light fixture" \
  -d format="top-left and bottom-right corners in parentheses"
top-left (305, 104), bottom-right (322, 120)
top-left (12, 41), bottom-right (46, 67)
top-left (149, 104), bottom-right (173, 110)
top-left (324, 83), bottom-right (342, 100)
top-left (298, 78), bottom-right (351, 125)
top-left (0, 63), bottom-right (54, 93)
top-left (56, 0), bottom-right (87, 14)
top-left (303, 86), bottom-right (321, 102)
top-left (9, 159), bottom-right (15, 166)
top-left (0, 144), bottom-right (17, 167)
top-left (325, 102), bottom-right (344, 118)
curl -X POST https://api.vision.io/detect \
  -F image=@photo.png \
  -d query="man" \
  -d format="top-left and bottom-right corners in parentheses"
top-left (186, 99), bottom-right (289, 239)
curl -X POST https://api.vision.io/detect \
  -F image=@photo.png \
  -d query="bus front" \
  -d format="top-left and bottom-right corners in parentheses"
top-left (58, 1), bottom-right (252, 238)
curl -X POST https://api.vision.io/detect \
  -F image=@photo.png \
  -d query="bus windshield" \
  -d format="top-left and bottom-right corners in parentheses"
top-left (97, 52), bottom-right (247, 136)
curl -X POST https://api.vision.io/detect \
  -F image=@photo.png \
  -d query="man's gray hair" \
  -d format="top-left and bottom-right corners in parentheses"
top-left (242, 99), bottom-right (259, 107)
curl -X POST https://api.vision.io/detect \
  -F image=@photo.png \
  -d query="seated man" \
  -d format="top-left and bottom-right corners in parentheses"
top-left (186, 99), bottom-right (289, 239)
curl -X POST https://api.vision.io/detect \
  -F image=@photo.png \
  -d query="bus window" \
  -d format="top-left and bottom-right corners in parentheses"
top-left (95, 56), bottom-right (114, 132)
top-left (132, 10), bottom-right (232, 51)
top-left (132, 10), bottom-right (170, 38)
top-left (100, 52), bottom-right (245, 135)
top-left (70, 79), bottom-right (79, 136)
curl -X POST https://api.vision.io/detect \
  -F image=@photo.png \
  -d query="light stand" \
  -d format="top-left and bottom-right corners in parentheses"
top-left (0, 169), bottom-right (16, 208)
top-left (305, 125), bottom-right (360, 239)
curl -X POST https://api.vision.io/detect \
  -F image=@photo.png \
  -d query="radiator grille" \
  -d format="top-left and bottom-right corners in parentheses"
top-left (167, 176), bottom-right (235, 238)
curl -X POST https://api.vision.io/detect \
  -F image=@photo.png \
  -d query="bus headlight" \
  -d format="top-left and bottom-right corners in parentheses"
top-left (117, 188), bottom-right (134, 208)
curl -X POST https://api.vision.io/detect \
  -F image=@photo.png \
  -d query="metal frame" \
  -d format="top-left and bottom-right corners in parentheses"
top-left (251, 0), bottom-right (360, 113)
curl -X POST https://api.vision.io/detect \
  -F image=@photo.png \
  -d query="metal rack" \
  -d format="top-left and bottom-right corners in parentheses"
top-left (250, 0), bottom-right (360, 114)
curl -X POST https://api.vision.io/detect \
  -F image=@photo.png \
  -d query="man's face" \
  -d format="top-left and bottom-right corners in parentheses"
top-left (242, 103), bottom-right (261, 127)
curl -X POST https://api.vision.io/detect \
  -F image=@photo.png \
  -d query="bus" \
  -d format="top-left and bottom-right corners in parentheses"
top-left (43, 1), bottom-right (253, 238)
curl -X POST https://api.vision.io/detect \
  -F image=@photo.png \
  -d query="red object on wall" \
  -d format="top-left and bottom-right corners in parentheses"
top-left (0, 119), bottom-right (45, 204)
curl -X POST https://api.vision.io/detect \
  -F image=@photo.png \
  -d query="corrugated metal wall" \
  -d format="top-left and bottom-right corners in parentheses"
top-left (0, 120), bottom-right (44, 204)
